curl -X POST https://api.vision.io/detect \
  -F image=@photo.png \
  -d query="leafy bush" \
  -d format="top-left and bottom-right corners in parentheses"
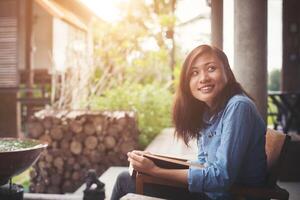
top-left (90, 82), bottom-right (173, 148)
top-left (268, 69), bottom-right (281, 91)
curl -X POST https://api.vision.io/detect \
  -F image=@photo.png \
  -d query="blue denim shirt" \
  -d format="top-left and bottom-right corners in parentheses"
top-left (187, 94), bottom-right (267, 200)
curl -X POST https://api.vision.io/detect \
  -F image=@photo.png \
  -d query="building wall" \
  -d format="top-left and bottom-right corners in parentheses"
top-left (0, 0), bottom-right (20, 137)
top-left (52, 18), bottom-right (68, 71)
top-left (31, 2), bottom-right (53, 70)
top-left (0, 0), bottom-right (18, 87)
top-left (52, 18), bottom-right (87, 72)
top-left (23, 1), bottom-right (89, 73)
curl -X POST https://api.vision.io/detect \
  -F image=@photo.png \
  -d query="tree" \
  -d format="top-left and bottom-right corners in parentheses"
top-left (88, 0), bottom-right (178, 147)
top-left (268, 69), bottom-right (281, 91)
top-left (90, 0), bottom-right (178, 91)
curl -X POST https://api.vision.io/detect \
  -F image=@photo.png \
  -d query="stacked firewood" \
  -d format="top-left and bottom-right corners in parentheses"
top-left (27, 110), bottom-right (139, 194)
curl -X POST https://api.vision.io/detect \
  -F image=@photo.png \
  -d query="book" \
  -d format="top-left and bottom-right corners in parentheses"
top-left (129, 152), bottom-right (203, 177)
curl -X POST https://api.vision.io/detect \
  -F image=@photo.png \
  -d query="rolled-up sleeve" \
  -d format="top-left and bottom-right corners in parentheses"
top-left (188, 101), bottom-right (256, 192)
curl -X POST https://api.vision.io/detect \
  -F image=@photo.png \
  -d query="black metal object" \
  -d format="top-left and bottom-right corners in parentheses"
top-left (0, 179), bottom-right (24, 200)
top-left (0, 138), bottom-right (47, 200)
top-left (268, 91), bottom-right (300, 133)
top-left (83, 169), bottom-right (105, 200)
top-left (0, 138), bottom-right (48, 185)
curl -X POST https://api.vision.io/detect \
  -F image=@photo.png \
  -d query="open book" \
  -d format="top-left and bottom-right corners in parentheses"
top-left (129, 152), bottom-right (204, 177)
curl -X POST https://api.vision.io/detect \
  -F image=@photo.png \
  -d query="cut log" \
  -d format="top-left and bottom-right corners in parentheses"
top-left (62, 180), bottom-right (73, 193)
top-left (53, 157), bottom-right (64, 170)
top-left (50, 127), bottom-right (64, 140)
top-left (63, 131), bottom-right (73, 141)
top-left (69, 120), bottom-right (83, 134)
top-left (44, 178), bottom-right (50, 186)
top-left (60, 138), bottom-right (70, 150)
top-left (104, 135), bottom-right (116, 150)
top-left (84, 136), bottom-right (98, 150)
top-left (79, 155), bottom-right (91, 167)
top-left (52, 117), bottom-right (61, 125)
top-left (46, 186), bottom-right (60, 194)
top-left (64, 171), bottom-right (71, 179)
top-left (45, 154), bottom-right (53, 163)
top-left (93, 115), bottom-right (105, 134)
top-left (97, 143), bottom-right (106, 152)
top-left (83, 122), bottom-right (96, 135)
top-left (74, 132), bottom-right (86, 141)
top-left (29, 170), bottom-right (37, 179)
top-left (74, 163), bottom-right (81, 170)
top-left (27, 121), bottom-right (44, 138)
top-left (70, 140), bottom-right (82, 155)
top-left (71, 171), bottom-right (81, 181)
top-left (98, 135), bottom-right (104, 142)
top-left (51, 141), bottom-right (59, 149)
top-left (28, 110), bottom-right (139, 194)
top-left (89, 150), bottom-right (102, 163)
top-left (120, 142), bottom-right (135, 154)
top-left (38, 161), bottom-right (46, 169)
top-left (50, 174), bottom-right (61, 185)
top-left (107, 125), bottom-right (119, 137)
top-left (39, 134), bottom-right (52, 145)
top-left (77, 115), bottom-right (87, 124)
top-left (35, 182), bottom-right (45, 193)
top-left (42, 117), bottom-right (52, 130)
top-left (67, 157), bottom-right (75, 166)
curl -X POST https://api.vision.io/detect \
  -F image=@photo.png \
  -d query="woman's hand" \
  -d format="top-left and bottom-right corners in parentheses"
top-left (127, 150), bottom-right (158, 175)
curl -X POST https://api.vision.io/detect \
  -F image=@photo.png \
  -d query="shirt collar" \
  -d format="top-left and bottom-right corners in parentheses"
top-left (203, 108), bottom-right (223, 125)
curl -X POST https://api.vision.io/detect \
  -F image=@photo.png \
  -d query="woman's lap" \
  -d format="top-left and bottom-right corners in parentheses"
top-left (111, 171), bottom-right (209, 200)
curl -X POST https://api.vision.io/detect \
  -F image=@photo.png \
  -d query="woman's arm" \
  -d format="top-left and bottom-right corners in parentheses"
top-left (128, 150), bottom-right (188, 185)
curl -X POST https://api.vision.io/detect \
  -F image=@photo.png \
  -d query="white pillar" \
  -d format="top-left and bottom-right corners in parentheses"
top-left (234, 0), bottom-right (268, 120)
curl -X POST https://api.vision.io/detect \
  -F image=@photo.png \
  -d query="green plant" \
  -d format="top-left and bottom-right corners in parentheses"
top-left (90, 82), bottom-right (173, 148)
top-left (268, 69), bottom-right (281, 91)
top-left (12, 169), bottom-right (30, 192)
top-left (267, 96), bottom-right (279, 127)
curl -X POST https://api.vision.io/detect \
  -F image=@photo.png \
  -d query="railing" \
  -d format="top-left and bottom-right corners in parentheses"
top-left (268, 91), bottom-right (300, 133)
top-left (17, 86), bottom-right (51, 132)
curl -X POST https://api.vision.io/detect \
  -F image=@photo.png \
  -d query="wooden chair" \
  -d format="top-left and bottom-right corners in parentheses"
top-left (135, 129), bottom-right (290, 200)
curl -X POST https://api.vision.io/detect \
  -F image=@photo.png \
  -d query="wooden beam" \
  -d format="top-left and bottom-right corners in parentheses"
top-left (25, 0), bottom-right (34, 93)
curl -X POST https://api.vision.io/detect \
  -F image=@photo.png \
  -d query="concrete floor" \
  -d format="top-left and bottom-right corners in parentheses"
top-left (278, 181), bottom-right (300, 200)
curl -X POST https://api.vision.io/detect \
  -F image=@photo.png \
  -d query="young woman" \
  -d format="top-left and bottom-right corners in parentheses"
top-left (111, 45), bottom-right (267, 200)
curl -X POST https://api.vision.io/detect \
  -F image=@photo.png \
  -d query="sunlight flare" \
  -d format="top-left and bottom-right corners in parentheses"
top-left (79, 0), bottom-right (128, 23)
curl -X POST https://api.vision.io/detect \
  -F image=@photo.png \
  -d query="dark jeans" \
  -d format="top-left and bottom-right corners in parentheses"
top-left (111, 171), bottom-right (209, 200)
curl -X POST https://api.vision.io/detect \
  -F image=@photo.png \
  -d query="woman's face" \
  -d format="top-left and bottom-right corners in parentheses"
top-left (189, 52), bottom-right (228, 108)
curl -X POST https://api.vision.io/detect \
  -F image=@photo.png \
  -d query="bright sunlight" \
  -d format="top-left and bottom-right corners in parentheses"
top-left (80, 0), bottom-right (126, 23)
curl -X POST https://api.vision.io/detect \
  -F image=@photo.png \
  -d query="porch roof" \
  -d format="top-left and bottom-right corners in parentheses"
top-left (35, 0), bottom-right (87, 32)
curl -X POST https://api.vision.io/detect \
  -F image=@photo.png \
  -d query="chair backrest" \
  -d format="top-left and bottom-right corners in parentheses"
top-left (265, 128), bottom-right (290, 186)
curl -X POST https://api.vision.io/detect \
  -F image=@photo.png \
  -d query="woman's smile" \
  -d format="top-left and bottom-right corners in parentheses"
top-left (198, 84), bottom-right (215, 93)
top-left (189, 52), bottom-right (228, 108)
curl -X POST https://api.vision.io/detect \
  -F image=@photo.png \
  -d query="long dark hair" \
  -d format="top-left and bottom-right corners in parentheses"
top-left (173, 44), bottom-right (250, 145)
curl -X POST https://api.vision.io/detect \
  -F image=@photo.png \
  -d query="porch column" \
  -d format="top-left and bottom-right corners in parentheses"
top-left (282, 0), bottom-right (300, 92)
top-left (234, 0), bottom-right (268, 120)
top-left (0, 91), bottom-right (20, 137)
top-left (211, 0), bottom-right (223, 49)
